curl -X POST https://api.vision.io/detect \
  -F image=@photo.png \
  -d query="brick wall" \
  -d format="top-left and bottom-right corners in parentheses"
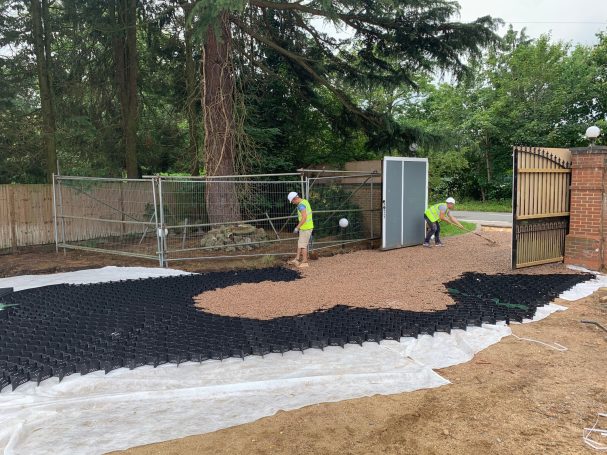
top-left (564, 147), bottom-right (607, 271)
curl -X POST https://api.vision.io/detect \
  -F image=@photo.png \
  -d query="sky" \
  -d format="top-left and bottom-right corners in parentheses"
top-left (314, 0), bottom-right (607, 46)
top-left (456, 0), bottom-right (607, 45)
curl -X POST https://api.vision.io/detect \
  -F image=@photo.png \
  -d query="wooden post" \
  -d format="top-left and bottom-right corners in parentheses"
top-left (511, 148), bottom-right (518, 269)
top-left (8, 186), bottom-right (18, 253)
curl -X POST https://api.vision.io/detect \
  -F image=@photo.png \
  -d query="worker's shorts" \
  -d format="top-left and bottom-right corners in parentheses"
top-left (298, 229), bottom-right (313, 249)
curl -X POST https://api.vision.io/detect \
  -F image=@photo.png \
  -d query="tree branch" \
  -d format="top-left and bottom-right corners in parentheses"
top-left (249, 0), bottom-right (398, 29)
top-left (231, 15), bottom-right (378, 125)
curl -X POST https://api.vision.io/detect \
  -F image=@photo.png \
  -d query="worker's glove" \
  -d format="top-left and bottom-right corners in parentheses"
top-left (293, 227), bottom-right (299, 234)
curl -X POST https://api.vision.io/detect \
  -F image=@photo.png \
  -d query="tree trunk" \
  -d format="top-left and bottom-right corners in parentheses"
top-left (31, 0), bottom-right (57, 182)
top-left (112, 0), bottom-right (139, 178)
top-left (484, 137), bottom-right (492, 183)
top-left (202, 12), bottom-right (241, 224)
top-left (183, 2), bottom-right (201, 176)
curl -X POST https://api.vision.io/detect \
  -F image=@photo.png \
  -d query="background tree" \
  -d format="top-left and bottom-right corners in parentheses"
top-left (187, 0), bottom-right (499, 221)
top-left (111, 0), bottom-right (139, 178)
top-left (1, 0), bottom-right (47, 183)
top-left (590, 32), bottom-right (607, 140)
top-left (2, 0), bottom-right (606, 212)
top-left (30, 0), bottom-right (57, 181)
top-left (404, 28), bottom-right (605, 201)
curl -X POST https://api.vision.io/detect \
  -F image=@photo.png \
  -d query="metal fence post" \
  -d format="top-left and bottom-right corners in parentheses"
top-left (152, 177), bottom-right (163, 267)
top-left (57, 176), bottom-right (67, 255)
top-left (370, 180), bottom-right (374, 241)
top-left (158, 176), bottom-right (167, 267)
top-left (52, 174), bottom-right (59, 253)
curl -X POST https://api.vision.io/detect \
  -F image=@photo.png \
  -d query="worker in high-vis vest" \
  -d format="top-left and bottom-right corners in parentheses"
top-left (423, 197), bottom-right (465, 247)
top-left (287, 191), bottom-right (314, 267)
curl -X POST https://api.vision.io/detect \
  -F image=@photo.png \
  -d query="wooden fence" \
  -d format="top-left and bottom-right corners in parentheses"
top-left (0, 185), bottom-right (54, 251)
top-left (0, 182), bottom-right (155, 251)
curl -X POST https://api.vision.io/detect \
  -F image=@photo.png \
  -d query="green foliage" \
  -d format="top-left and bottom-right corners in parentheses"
top-left (423, 149), bottom-right (470, 201)
top-left (232, 0), bottom-right (499, 155)
top-left (1, 0), bottom-right (605, 211)
top-left (308, 184), bottom-right (364, 240)
top-left (450, 199), bottom-right (512, 213)
top-left (405, 27), bottom-right (607, 202)
top-left (189, 0), bottom-right (247, 40)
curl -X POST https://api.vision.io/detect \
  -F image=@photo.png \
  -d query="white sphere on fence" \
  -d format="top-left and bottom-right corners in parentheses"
top-left (586, 125), bottom-right (601, 139)
top-left (339, 218), bottom-right (349, 228)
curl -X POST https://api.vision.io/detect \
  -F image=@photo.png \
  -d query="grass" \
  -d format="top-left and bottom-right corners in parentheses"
top-left (452, 199), bottom-right (511, 212)
top-left (429, 199), bottom-right (511, 212)
top-left (439, 221), bottom-right (476, 238)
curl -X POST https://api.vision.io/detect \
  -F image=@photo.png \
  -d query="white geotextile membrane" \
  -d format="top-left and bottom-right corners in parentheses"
top-left (0, 267), bottom-right (585, 454)
top-left (0, 266), bottom-right (191, 292)
top-left (560, 265), bottom-right (607, 301)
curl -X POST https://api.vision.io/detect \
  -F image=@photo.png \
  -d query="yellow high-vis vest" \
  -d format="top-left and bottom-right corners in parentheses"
top-left (297, 199), bottom-right (314, 230)
top-left (424, 203), bottom-right (449, 223)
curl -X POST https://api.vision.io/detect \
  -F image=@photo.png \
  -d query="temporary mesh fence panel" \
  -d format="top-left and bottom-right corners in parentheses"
top-left (306, 173), bottom-right (381, 251)
top-left (160, 177), bottom-right (304, 263)
top-left (53, 173), bottom-right (381, 265)
top-left (55, 177), bottom-right (159, 261)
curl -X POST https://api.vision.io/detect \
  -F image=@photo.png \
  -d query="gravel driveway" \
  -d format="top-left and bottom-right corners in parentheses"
top-left (195, 231), bottom-right (579, 319)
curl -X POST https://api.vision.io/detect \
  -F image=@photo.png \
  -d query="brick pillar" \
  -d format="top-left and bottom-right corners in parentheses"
top-left (564, 147), bottom-right (607, 271)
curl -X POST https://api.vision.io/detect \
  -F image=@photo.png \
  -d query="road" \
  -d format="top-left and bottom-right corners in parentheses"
top-left (451, 211), bottom-right (512, 227)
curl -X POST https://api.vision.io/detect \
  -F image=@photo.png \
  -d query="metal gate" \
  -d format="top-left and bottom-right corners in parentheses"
top-left (512, 146), bottom-right (572, 268)
top-left (382, 157), bottom-right (428, 250)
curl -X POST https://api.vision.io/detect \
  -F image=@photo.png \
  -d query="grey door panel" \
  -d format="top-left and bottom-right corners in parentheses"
top-left (402, 161), bottom-right (427, 246)
top-left (382, 158), bottom-right (427, 250)
top-left (383, 160), bottom-right (403, 250)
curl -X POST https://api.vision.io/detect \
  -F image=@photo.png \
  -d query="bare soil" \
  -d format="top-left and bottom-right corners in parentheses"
top-left (0, 238), bottom-right (375, 278)
top-left (118, 293), bottom-right (607, 455)
top-left (0, 244), bottom-right (283, 277)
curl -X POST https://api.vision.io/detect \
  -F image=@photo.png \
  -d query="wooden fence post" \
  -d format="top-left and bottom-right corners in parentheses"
top-left (8, 186), bottom-right (18, 253)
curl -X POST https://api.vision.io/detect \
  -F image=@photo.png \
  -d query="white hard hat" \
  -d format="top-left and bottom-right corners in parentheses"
top-left (287, 191), bottom-right (298, 202)
top-left (446, 197), bottom-right (456, 204)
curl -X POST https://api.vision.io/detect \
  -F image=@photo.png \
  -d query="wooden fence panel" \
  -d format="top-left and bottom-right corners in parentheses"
top-left (0, 186), bottom-right (13, 250)
top-left (0, 185), bottom-right (54, 250)
top-left (0, 182), bottom-right (154, 250)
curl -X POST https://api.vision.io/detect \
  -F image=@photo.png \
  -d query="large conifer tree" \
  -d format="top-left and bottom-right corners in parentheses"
top-left (192, 0), bottom-right (499, 222)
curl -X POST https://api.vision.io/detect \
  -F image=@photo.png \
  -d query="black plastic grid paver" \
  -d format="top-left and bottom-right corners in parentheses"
top-left (0, 268), bottom-right (593, 391)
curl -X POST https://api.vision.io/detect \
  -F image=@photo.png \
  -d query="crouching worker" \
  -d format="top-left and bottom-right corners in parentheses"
top-left (423, 197), bottom-right (465, 247)
top-left (287, 191), bottom-right (314, 267)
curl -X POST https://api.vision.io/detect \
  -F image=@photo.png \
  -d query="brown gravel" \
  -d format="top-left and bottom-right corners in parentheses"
top-left (195, 231), bottom-right (580, 319)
